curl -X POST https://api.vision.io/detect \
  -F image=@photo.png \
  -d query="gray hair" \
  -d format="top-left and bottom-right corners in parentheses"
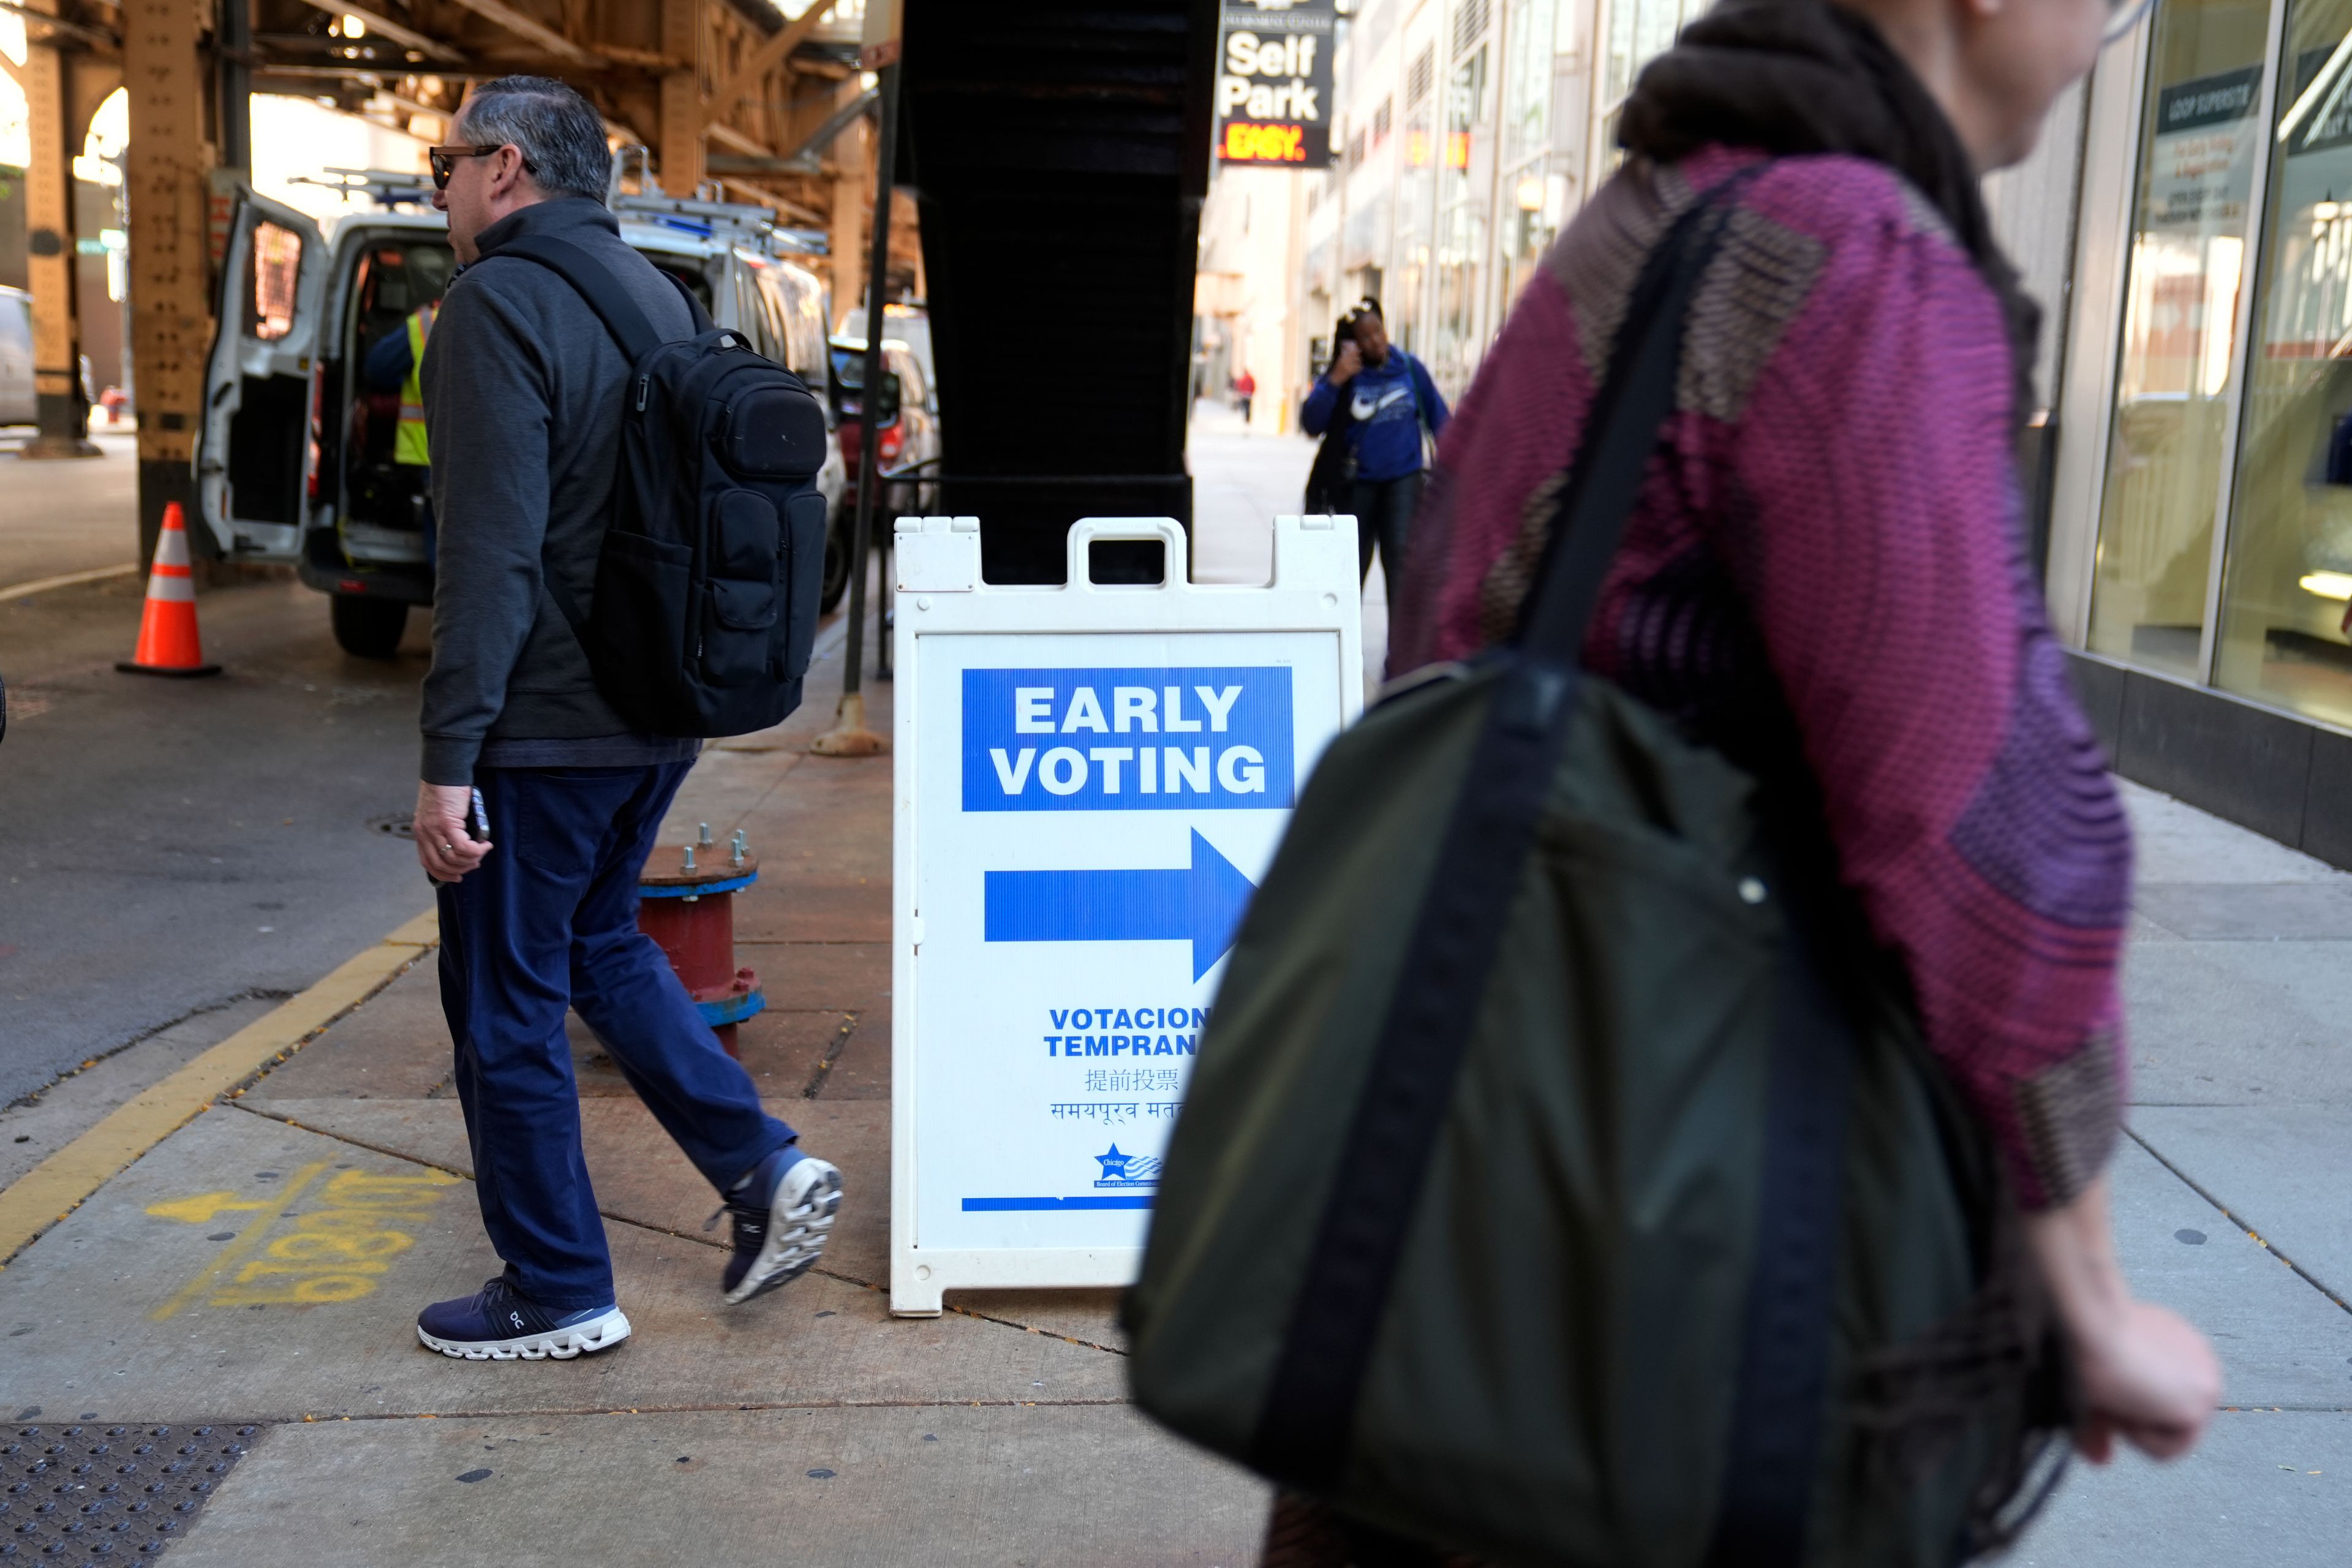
top-left (454, 76), bottom-right (611, 205)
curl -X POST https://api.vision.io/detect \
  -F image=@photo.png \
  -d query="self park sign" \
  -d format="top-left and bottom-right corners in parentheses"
top-left (1216, 0), bottom-right (1336, 168)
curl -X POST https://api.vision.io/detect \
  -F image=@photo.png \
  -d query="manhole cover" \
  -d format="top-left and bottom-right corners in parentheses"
top-left (368, 813), bottom-right (415, 839)
top-left (2, 1420), bottom-right (258, 1559)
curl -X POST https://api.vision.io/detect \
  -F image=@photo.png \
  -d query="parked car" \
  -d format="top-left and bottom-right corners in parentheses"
top-left (0, 288), bottom-right (35, 428)
top-left (824, 334), bottom-right (942, 612)
top-left (197, 178), bottom-right (846, 658)
top-left (837, 303), bottom-right (933, 401)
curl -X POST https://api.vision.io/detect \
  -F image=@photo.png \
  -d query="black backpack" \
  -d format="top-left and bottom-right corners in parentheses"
top-left (494, 233), bottom-right (830, 739)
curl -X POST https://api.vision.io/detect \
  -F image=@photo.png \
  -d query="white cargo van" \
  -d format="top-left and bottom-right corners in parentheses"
top-left (198, 177), bottom-right (845, 658)
top-left (0, 288), bottom-right (39, 428)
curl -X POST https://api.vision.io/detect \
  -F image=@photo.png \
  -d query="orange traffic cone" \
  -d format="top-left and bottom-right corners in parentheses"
top-left (116, 502), bottom-right (221, 678)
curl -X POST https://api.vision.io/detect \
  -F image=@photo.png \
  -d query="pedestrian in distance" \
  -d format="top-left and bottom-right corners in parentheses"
top-left (1300, 317), bottom-right (1360, 519)
top-left (409, 75), bottom-right (841, 1363)
top-left (1234, 366), bottom-right (1257, 426)
top-left (1349, 0), bottom-right (2215, 1553)
top-left (1299, 299), bottom-right (1447, 612)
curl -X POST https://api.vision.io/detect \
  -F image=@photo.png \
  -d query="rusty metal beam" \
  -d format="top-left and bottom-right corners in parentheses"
top-left (827, 74), bottom-right (866, 328)
top-left (711, 177), bottom-right (824, 228)
top-left (315, 2), bottom-right (469, 62)
top-left (589, 42), bottom-right (681, 69)
top-left (0, 0), bottom-right (117, 50)
top-left (705, 119), bottom-right (766, 158)
top-left (657, 0), bottom-right (703, 195)
top-left (700, 0), bottom-right (835, 127)
top-left (123, 0), bottom-right (212, 556)
top-left (15, 1), bottom-right (96, 459)
top-left (435, 0), bottom-right (601, 67)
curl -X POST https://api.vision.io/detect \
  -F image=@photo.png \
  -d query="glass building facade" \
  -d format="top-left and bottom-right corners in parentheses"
top-left (1300, 0), bottom-right (1657, 402)
top-left (2075, 0), bottom-right (2352, 739)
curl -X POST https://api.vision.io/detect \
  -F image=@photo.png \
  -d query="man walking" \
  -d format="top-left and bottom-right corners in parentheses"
top-left (409, 75), bottom-right (840, 1361)
top-left (1299, 300), bottom-right (1448, 611)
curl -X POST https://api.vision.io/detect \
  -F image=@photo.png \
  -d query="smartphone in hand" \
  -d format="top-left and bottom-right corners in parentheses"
top-left (469, 787), bottom-right (490, 842)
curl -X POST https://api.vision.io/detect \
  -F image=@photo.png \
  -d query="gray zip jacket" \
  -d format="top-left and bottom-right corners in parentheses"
top-left (418, 196), bottom-right (699, 786)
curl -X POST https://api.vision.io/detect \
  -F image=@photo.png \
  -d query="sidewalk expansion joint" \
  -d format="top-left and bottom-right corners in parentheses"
top-left (2125, 1127), bottom-right (2352, 1316)
top-left (224, 1106), bottom-right (1131, 1359)
top-left (943, 1301), bottom-right (1128, 1357)
top-left (799, 1014), bottom-right (861, 1098)
top-left (237, 1398), bottom-right (1139, 1427)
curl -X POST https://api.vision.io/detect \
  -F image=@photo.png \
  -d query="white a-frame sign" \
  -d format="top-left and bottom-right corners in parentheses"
top-left (889, 514), bottom-right (1362, 1314)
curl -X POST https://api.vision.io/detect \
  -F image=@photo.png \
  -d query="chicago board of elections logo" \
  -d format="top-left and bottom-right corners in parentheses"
top-left (1094, 1145), bottom-right (1162, 1189)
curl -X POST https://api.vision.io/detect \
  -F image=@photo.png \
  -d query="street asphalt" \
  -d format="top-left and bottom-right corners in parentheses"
top-left (0, 428), bottom-right (141, 592)
top-left (0, 558), bottom-right (441, 1107)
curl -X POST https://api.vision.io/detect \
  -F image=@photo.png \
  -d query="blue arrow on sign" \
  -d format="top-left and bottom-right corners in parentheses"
top-left (984, 830), bottom-right (1257, 980)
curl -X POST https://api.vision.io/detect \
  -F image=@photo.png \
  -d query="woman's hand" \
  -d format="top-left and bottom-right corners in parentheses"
top-left (1329, 341), bottom-right (1362, 386)
top-left (2026, 1174), bottom-right (2221, 1463)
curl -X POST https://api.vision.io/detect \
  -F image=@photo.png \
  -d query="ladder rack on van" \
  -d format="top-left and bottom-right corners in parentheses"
top-left (611, 190), bottom-right (779, 244)
top-left (288, 168), bottom-right (437, 209)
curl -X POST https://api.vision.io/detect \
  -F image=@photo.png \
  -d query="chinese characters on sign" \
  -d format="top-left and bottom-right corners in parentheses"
top-left (1216, 0), bottom-right (1336, 168)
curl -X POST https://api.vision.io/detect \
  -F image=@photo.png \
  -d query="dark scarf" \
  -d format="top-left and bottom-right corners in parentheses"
top-left (1619, 0), bottom-right (2041, 425)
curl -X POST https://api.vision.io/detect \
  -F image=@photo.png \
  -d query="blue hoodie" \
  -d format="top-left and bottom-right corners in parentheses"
top-left (1300, 349), bottom-right (1449, 483)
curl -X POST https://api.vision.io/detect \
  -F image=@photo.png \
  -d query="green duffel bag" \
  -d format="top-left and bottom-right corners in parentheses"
top-left (1125, 181), bottom-right (2073, 1567)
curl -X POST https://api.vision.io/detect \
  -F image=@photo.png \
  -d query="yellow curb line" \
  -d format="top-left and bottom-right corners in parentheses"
top-left (0, 908), bottom-right (440, 1268)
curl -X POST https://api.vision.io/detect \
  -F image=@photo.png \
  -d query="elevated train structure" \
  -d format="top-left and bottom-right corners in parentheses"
top-left (13, 0), bottom-right (1217, 585)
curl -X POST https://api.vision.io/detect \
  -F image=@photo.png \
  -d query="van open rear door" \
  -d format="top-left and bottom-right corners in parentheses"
top-left (197, 189), bottom-right (325, 560)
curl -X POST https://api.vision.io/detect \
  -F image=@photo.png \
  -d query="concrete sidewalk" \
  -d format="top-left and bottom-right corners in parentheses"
top-left (0, 617), bottom-right (1268, 1566)
top-left (2, 422), bottom-right (2346, 1562)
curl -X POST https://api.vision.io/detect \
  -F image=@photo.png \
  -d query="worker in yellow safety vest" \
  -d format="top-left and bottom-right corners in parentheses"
top-left (366, 301), bottom-right (439, 466)
top-left (364, 301), bottom-right (440, 560)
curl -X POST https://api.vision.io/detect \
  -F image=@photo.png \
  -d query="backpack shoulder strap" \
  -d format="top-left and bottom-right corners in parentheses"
top-left (1513, 172), bottom-right (1761, 663)
top-left (661, 268), bottom-right (717, 334)
top-left (488, 233), bottom-right (668, 363)
top-left (478, 233), bottom-right (680, 648)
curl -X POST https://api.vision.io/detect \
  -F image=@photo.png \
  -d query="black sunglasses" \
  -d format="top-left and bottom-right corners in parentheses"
top-left (428, 143), bottom-right (535, 190)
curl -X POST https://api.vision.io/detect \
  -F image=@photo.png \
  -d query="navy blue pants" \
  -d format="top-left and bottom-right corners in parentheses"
top-left (435, 760), bottom-right (794, 1308)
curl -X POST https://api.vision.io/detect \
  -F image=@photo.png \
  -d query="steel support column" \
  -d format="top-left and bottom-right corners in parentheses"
top-left (17, 4), bottom-right (97, 461)
top-left (217, 0), bottom-right (251, 175)
top-left (124, 0), bottom-right (213, 564)
top-left (827, 75), bottom-right (867, 326)
top-left (658, 0), bottom-right (704, 197)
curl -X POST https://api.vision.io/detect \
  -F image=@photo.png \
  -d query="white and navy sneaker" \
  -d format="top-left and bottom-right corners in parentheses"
top-left (721, 1144), bottom-right (843, 1304)
top-left (415, 1276), bottom-right (630, 1361)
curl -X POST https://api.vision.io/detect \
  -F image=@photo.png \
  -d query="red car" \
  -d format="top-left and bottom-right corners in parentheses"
top-left (826, 334), bottom-right (942, 611)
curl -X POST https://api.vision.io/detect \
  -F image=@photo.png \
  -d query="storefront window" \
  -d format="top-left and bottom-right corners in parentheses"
top-left (1393, 102), bottom-right (1436, 354)
top-left (1430, 46), bottom-right (1490, 392)
top-left (1498, 0), bottom-right (1562, 317)
top-left (1596, 0), bottom-right (1709, 162)
top-left (2217, 0), bottom-right (2352, 725)
top-left (2090, 0), bottom-right (2272, 676)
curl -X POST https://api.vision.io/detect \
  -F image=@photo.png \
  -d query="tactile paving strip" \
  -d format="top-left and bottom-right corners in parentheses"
top-left (0, 1423), bottom-right (257, 1560)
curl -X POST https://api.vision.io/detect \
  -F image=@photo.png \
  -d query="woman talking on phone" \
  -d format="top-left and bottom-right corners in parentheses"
top-left (1300, 299), bottom-right (1448, 611)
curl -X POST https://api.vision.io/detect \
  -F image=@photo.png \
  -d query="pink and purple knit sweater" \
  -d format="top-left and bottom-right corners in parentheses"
top-left (1388, 149), bottom-right (2127, 1211)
